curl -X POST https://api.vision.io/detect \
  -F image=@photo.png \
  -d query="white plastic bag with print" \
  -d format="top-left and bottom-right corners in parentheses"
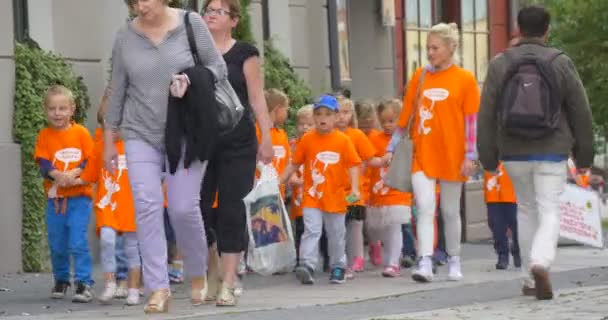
top-left (244, 164), bottom-right (296, 276)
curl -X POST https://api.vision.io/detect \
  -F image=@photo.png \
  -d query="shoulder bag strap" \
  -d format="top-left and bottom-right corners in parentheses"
top-left (184, 12), bottom-right (202, 66)
top-left (404, 68), bottom-right (427, 137)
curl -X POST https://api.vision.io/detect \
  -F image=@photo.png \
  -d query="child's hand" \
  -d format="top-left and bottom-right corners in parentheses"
top-left (288, 175), bottom-right (303, 187)
top-left (382, 153), bottom-right (393, 166)
top-left (346, 190), bottom-right (360, 204)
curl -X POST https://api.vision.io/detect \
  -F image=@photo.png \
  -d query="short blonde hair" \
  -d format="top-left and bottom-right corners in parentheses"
top-left (264, 88), bottom-right (289, 113)
top-left (338, 97), bottom-right (358, 128)
top-left (377, 98), bottom-right (402, 116)
top-left (44, 85), bottom-right (75, 108)
top-left (429, 22), bottom-right (460, 64)
top-left (296, 104), bottom-right (313, 121)
top-left (355, 100), bottom-right (376, 121)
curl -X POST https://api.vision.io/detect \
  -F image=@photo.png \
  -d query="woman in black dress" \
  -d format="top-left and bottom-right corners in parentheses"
top-left (201, 0), bottom-right (274, 307)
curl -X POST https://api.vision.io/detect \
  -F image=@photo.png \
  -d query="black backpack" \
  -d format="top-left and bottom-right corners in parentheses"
top-left (499, 46), bottom-right (563, 139)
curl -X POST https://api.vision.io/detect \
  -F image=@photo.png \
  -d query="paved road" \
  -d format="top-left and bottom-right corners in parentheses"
top-left (1, 243), bottom-right (606, 320)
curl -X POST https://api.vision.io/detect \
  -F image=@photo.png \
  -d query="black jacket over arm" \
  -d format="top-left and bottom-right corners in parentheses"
top-left (165, 66), bottom-right (219, 174)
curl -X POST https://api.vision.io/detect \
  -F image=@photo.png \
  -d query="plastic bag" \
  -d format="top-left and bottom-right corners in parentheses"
top-left (244, 165), bottom-right (296, 275)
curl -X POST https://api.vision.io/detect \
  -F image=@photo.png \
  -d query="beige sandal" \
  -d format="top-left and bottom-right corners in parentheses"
top-left (216, 283), bottom-right (237, 307)
top-left (143, 289), bottom-right (170, 314)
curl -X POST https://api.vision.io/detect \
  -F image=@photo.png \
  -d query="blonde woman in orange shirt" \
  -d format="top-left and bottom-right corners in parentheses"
top-left (385, 23), bottom-right (480, 283)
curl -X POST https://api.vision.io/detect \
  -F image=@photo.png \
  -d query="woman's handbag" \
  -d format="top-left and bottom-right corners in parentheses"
top-left (384, 69), bottom-right (427, 193)
top-left (184, 12), bottom-right (244, 136)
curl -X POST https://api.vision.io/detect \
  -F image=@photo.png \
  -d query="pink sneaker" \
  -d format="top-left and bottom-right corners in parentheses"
top-left (369, 242), bottom-right (382, 266)
top-left (351, 256), bottom-right (365, 272)
top-left (382, 266), bottom-right (401, 278)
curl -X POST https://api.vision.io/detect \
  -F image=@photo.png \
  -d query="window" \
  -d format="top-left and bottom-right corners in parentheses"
top-left (404, 0), bottom-right (435, 80)
top-left (13, 0), bottom-right (29, 42)
top-left (328, 0), bottom-right (352, 89)
top-left (461, 0), bottom-right (489, 83)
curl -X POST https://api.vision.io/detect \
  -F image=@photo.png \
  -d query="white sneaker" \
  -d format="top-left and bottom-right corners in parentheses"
top-left (98, 282), bottom-right (116, 304)
top-left (448, 256), bottom-right (464, 281)
top-left (125, 288), bottom-right (140, 306)
top-left (114, 285), bottom-right (128, 299)
top-left (411, 256), bottom-right (434, 283)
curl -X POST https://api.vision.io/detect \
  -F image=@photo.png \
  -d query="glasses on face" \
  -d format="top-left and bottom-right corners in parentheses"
top-left (204, 7), bottom-right (232, 17)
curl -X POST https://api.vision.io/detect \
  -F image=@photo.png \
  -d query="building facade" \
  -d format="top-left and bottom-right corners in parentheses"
top-left (0, 0), bottom-right (518, 273)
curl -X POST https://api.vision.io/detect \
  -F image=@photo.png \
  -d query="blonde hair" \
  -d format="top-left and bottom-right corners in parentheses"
top-left (44, 85), bottom-right (75, 108)
top-left (338, 97), bottom-right (358, 128)
top-left (354, 100), bottom-right (376, 121)
top-left (376, 98), bottom-right (402, 116)
top-left (264, 88), bottom-right (289, 113)
top-left (296, 104), bottom-right (313, 121)
top-left (429, 22), bottom-right (460, 64)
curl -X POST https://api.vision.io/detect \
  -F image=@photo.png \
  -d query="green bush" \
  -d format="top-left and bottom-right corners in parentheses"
top-left (13, 41), bottom-right (91, 272)
top-left (233, 0), bottom-right (255, 44)
top-left (263, 41), bottom-right (313, 137)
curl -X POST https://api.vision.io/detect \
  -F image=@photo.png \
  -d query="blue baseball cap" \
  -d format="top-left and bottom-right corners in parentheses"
top-left (313, 95), bottom-right (339, 112)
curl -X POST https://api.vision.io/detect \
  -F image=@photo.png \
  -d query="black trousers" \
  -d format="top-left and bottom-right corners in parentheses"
top-left (200, 117), bottom-right (258, 253)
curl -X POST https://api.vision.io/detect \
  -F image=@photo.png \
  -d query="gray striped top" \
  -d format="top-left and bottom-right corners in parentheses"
top-left (106, 10), bottom-right (227, 150)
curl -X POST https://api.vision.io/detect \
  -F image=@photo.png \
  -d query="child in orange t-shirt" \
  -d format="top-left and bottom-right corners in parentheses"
top-left (80, 87), bottom-right (141, 305)
top-left (354, 100), bottom-right (384, 267)
top-left (485, 163), bottom-right (521, 270)
top-left (289, 105), bottom-right (315, 266)
top-left (257, 89), bottom-right (291, 198)
top-left (280, 95), bottom-right (362, 285)
top-left (34, 85), bottom-right (95, 302)
top-left (336, 97), bottom-right (383, 277)
top-left (367, 99), bottom-right (413, 277)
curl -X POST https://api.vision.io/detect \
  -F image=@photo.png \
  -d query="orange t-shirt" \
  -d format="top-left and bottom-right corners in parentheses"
top-left (81, 128), bottom-right (136, 233)
top-left (292, 129), bottom-right (362, 214)
top-left (34, 123), bottom-right (94, 199)
top-left (343, 127), bottom-right (376, 206)
top-left (398, 66), bottom-right (480, 182)
top-left (368, 131), bottom-right (413, 207)
top-left (363, 129), bottom-right (382, 203)
top-left (484, 162), bottom-right (517, 203)
top-left (290, 138), bottom-right (304, 219)
top-left (256, 124), bottom-right (291, 198)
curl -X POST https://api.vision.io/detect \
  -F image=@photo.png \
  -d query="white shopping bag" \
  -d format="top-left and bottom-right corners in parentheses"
top-left (244, 165), bottom-right (296, 275)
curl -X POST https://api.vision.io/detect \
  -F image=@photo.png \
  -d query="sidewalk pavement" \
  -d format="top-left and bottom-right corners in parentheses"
top-left (1, 244), bottom-right (606, 320)
top-left (375, 285), bottom-right (608, 320)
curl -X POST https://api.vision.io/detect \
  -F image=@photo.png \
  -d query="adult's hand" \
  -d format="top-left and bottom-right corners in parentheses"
top-left (257, 135), bottom-right (274, 164)
top-left (103, 130), bottom-right (118, 172)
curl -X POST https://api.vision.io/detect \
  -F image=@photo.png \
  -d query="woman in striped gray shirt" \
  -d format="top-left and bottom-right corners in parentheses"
top-left (104, 0), bottom-right (224, 313)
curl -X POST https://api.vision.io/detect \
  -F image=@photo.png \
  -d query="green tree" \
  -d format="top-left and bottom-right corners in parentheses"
top-left (233, 0), bottom-right (255, 44)
top-left (548, 0), bottom-right (608, 130)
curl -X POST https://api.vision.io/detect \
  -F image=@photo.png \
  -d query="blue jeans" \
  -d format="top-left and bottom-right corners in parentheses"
top-left (114, 235), bottom-right (129, 281)
top-left (487, 203), bottom-right (520, 256)
top-left (401, 223), bottom-right (417, 258)
top-left (46, 196), bottom-right (93, 285)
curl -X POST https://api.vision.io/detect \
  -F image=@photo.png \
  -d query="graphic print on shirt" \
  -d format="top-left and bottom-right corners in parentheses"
top-left (273, 145), bottom-right (286, 168)
top-left (418, 88), bottom-right (450, 135)
top-left (97, 155), bottom-right (127, 211)
top-left (486, 167), bottom-right (503, 192)
top-left (372, 167), bottom-right (390, 196)
top-left (308, 151), bottom-right (340, 199)
top-left (48, 148), bottom-right (82, 198)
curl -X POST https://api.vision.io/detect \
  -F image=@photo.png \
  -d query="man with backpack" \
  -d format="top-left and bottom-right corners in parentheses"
top-left (477, 5), bottom-right (593, 300)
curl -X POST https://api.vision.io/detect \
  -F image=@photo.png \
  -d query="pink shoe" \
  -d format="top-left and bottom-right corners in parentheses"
top-left (351, 256), bottom-right (365, 272)
top-left (369, 242), bottom-right (382, 266)
top-left (382, 266), bottom-right (401, 278)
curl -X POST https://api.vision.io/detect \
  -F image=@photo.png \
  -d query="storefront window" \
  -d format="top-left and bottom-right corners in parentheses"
top-left (461, 0), bottom-right (489, 83)
top-left (404, 0), bottom-right (434, 80)
top-left (13, 0), bottom-right (29, 42)
top-left (328, 0), bottom-right (352, 89)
